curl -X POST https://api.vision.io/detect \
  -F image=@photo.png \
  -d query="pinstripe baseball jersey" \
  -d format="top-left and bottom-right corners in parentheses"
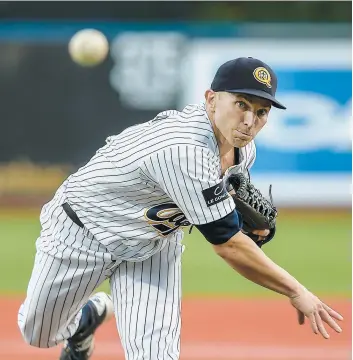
top-left (59, 103), bottom-right (256, 261)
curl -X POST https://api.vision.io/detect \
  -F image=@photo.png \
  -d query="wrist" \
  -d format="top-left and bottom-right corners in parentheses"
top-left (287, 282), bottom-right (306, 299)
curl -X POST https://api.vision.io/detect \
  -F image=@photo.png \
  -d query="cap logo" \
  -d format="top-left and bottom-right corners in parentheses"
top-left (253, 67), bottom-right (272, 88)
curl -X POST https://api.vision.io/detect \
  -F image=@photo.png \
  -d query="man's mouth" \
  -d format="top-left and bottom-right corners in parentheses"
top-left (234, 130), bottom-right (251, 139)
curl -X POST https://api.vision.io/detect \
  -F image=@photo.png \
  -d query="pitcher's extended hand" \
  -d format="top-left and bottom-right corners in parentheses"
top-left (290, 288), bottom-right (344, 339)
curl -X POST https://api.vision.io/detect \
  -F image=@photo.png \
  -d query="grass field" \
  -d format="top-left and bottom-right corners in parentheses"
top-left (0, 209), bottom-right (351, 297)
top-left (0, 209), bottom-right (351, 360)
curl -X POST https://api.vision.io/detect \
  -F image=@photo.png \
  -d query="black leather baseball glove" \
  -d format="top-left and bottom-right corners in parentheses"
top-left (228, 173), bottom-right (278, 247)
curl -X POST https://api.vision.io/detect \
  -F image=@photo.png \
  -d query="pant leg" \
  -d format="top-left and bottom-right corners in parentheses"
top-left (110, 234), bottom-right (184, 360)
top-left (18, 202), bottom-right (117, 348)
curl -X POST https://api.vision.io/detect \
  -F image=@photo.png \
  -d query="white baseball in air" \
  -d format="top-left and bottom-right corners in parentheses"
top-left (68, 29), bottom-right (109, 67)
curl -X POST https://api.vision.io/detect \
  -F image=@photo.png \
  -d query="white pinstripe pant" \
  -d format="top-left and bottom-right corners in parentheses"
top-left (18, 200), bottom-right (184, 360)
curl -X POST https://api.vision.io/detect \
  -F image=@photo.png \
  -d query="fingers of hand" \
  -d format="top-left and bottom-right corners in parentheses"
top-left (320, 308), bottom-right (342, 333)
top-left (322, 303), bottom-right (344, 321)
top-left (309, 314), bottom-right (319, 335)
top-left (314, 312), bottom-right (330, 339)
top-left (297, 309), bottom-right (305, 325)
top-left (292, 293), bottom-right (344, 338)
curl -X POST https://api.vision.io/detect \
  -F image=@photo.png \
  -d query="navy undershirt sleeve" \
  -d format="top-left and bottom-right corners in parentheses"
top-left (195, 209), bottom-right (242, 245)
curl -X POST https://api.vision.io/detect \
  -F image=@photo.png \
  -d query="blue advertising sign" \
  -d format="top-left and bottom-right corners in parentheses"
top-left (181, 39), bottom-right (351, 205)
top-left (181, 39), bottom-right (352, 175)
top-left (253, 68), bottom-right (351, 174)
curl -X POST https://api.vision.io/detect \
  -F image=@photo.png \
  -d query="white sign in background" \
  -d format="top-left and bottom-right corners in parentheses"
top-left (110, 32), bottom-right (186, 110)
top-left (179, 39), bottom-right (352, 207)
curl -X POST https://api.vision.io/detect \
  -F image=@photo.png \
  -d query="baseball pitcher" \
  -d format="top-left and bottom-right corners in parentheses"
top-left (18, 57), bottom-right (343, 360)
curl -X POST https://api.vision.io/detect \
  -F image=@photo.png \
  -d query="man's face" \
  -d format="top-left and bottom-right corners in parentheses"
top-left (205, 91), bottom-right (272, 148)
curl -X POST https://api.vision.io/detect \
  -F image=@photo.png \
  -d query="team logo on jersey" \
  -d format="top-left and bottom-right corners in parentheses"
top-left (253, 67), bottom-right (272, 88)
top-left (202, 180), bottom-right (229, 207)
top-left (144, 203), bottom-right (190, 237)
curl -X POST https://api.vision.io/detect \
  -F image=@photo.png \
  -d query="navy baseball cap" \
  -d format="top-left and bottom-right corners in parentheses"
top-left (211, 57), bottom-right (286, 109)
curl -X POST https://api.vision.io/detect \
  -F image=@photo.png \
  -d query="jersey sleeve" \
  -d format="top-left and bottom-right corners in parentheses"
top-left (142, 144), bottom-right (235, 225)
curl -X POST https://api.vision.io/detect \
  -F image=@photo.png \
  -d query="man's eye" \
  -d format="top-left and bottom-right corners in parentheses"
top-left (236, 101), bottom-right (247, 109)
top-left (258, 109), bottom-right (268, 117)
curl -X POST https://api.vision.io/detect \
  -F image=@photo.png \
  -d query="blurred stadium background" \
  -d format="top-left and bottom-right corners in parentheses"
top-left (0, 1), bottom-right (351, 360)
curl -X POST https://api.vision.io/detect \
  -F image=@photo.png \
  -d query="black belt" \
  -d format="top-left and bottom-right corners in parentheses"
top-left (62, 202), bottom-right (84, 228)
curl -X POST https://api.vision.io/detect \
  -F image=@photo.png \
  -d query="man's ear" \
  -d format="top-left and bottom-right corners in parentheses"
top-left (205, 89), bottom-right (216, 111)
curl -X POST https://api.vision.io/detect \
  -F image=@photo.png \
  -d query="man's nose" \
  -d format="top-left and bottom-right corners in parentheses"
top-left (243, 111), bottom-right (255, 128)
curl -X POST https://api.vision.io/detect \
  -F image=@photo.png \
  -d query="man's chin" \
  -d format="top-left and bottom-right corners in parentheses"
top-left (233, 138), bottom-right (251, 148)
